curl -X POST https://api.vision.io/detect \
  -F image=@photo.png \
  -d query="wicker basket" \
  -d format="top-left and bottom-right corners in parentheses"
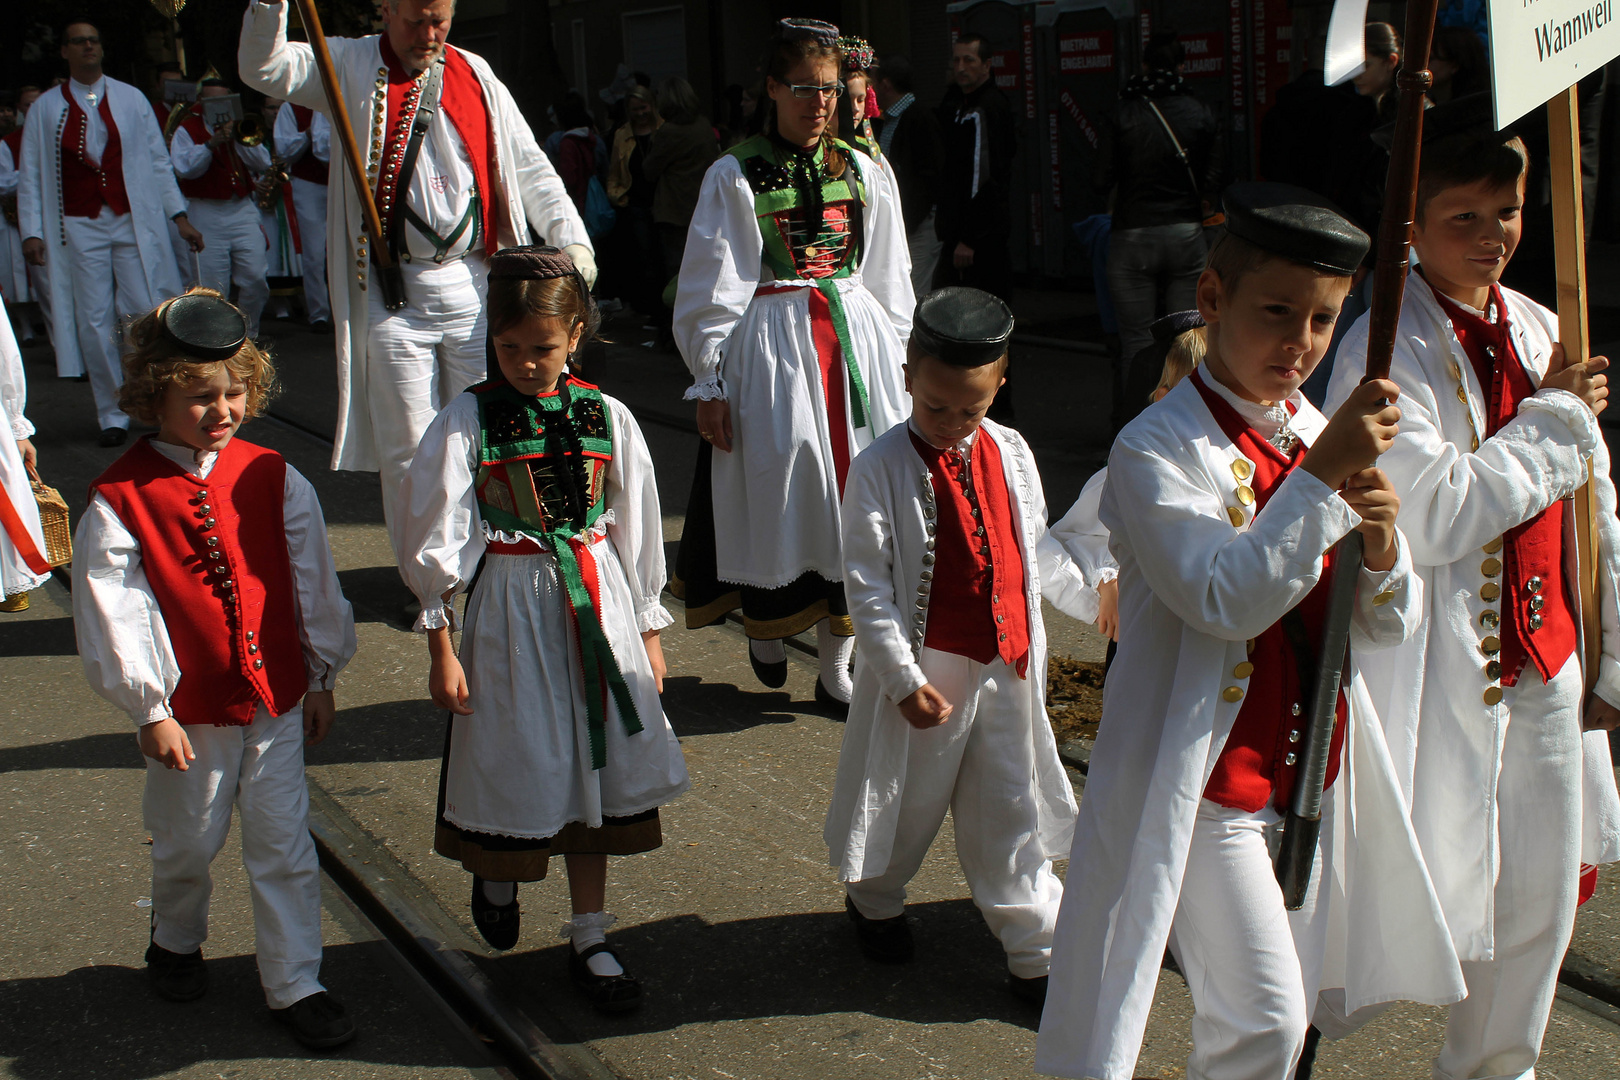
top-left (31, 479), bottom-right (72, 567)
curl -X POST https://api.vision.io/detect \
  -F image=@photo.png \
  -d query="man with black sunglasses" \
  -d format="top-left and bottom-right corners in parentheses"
top-left (18, 19), bottom-right (201, 446)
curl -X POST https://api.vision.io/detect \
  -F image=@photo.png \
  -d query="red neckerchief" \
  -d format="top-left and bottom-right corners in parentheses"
top-left (1429, 280), bottom-right (1512, 394)
top-left (378, 36), bottom-right (498, 254)
top-left (1190, 368), bottom-right (1302, 485)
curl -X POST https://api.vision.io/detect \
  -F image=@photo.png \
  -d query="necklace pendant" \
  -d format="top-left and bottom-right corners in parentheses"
top-left (1270, 427), bottom-right (1301, 455)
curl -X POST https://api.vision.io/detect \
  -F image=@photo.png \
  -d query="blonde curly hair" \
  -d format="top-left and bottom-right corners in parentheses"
top-left (118, 289), bottom-right (279, 426)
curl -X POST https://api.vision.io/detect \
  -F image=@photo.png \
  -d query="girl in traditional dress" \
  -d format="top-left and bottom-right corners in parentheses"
top-left (0, 304), bottom-right (48, 612)
top-left (397, 246), bottom-right (687, 1014)
top-left (671, 18), bottom-right (914, 705)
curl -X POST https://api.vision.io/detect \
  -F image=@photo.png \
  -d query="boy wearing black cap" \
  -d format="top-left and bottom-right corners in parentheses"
top-left (826, 286), bottom-right (1095, 1002)
top-left (1325, 100), bottom-right (1620, 1080)
top-left (1037, 184), bottom-right (1465, 1080)
top-left (72, 289), bottom-right (358, 1047)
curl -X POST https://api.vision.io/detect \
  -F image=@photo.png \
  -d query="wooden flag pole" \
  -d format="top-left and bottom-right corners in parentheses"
top-left (1546, 87), bottom-right (1604, 693)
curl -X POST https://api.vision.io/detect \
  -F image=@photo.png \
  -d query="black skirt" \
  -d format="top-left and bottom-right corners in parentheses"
top-left (669, 437), bottom-right (853, 641)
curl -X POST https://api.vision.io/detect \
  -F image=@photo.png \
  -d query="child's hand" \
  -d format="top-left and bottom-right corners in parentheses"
top-left (303, 690), bottom-right (336, 745)
top-left (641, 629), bottom-right (666, 693)
top-left (897, 683), bottom-right (953, 729)
top-left (1542, 348), bottom-right (1609, 416)
top-left (1340, 468), bottom-right (1401, 572)
top-left (1096, 579), bottom-right (1120, 642)
top-left (1304, 379), bottom-right (1401, 490)
top-left (428, 626), bottom-right (473, 715)
top-left (139, 717), bottom-right (195, 771)
top-left (1585, 695), bottom-right (1620, 732)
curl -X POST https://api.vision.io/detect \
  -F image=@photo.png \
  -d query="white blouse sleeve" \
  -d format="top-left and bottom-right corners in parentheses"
top-left (854, 150), bottom-right (915, 345)
top-left (0, 315), bottom-right (31, 440)
top-left (284, 465), bottom-right (357, 689)
top-left (394, 394), bottom-right (486, 632)
top-left (72, 494), bottom-right (180, 727)
top-left (672, 155), bottom-right (762, 401)
top-left (605, 398), bottom-right (673, 633)
top-left (1050, 469), bottom-right (1119, 586)
top-left (273, 101), bottom-right (308, 163)
top-left (169, 125), bottom-right (214, 180)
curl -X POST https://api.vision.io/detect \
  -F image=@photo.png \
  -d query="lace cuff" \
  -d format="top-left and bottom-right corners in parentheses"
top-left (10, 414), bottom-right (34, 441)
top-left (413, 604), bottom-right (459, 633)
top-left (637, 602), bottom-right (675, 633)
top-left (684, 376), bottom-right (728, 402)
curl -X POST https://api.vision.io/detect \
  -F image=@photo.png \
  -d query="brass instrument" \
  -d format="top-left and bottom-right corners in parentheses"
top-left (162, 64), bottom-right (219, 146)
top-left (254, 153), bottom-right (291, 212)
top-left (235, 113), bottom-right (267, 147)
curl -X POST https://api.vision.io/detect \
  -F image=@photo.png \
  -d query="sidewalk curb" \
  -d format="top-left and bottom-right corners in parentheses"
top-left (304, 782), bottom-right (621, 1080)
top-left (1561, 948), bottom-right (1620, 1011)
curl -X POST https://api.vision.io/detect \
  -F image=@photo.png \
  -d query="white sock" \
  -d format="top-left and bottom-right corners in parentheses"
top-left (818, 623), bottom-right (855, 702)
top-left (560, 911), bottom-right (624, 977)
top-left (481, 879), bottom-right (516, 906)
top-left (750, 638), bottom-right (786, 665)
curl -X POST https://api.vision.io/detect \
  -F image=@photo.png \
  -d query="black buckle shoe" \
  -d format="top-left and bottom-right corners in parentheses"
top-left (749, 642), bottom-right (788, 689)
top-left (145, 937), bottom-right (209, 1002)
top-left (814, 676), bottom-right (850, 716)
top-left (845, 895), bottom-right (914, 963)
top-left (470, 876), bottom-right (521, 951)
top-left (273, 990), bottom-right (356, 1049)
top-left (568, 943), bottom-right (642, 1014)
top-left (1008, 972), bottom-right (1048, 1006)
top-left (98, 427), bottom-right (128, 448)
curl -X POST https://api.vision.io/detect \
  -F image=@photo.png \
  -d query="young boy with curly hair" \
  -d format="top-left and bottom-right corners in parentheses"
top-left (72, 288), bottom-right (358, 1047)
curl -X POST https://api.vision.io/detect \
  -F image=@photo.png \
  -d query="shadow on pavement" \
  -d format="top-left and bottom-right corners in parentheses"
top-left (0, 942), bottom-right (485, 1079)
top-left (486, 899), bottom-right (1041, 1043)
top-left (0, 614), bottom-right (77, 657)
top-left (660, 675), bottom-right (809, 735)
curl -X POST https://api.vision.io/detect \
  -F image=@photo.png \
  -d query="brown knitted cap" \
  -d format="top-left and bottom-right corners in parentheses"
top-left (487, 245), bottom-right (580, 281)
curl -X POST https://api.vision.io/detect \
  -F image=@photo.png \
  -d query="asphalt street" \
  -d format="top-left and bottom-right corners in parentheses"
top-left (5, 294), bottom-right (1620, 1079)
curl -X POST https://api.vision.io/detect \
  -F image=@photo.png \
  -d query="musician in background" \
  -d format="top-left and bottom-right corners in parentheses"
top-left (18, 20), bottom-right (201, 445)
top-left (274, 99), bottom-right (331, 327)
top-left (170, 80), bottom-right (271, 340)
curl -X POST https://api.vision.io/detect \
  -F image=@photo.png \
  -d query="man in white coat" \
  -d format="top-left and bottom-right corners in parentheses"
top-left (1325, 115), bottom-right (1620, 1080)
top-left (274, 100), bottom-right (331, 325)
top-left (238, 0), bottom-right (594, 528)
top-left (19, 22), bottom-right (203, 445)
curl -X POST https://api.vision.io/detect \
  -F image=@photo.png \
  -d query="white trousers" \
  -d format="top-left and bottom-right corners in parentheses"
top-left (1436, 658), bottom-right (1582, 1080)
top-left (168, 216), bottom-right (195, 291)
top-left (185, 197), bottom-right (269, 339)
top-left (64, 211), bottom-right (159, 429)
top-left (366, 256), bottom-right (486, 528)
top-left (1168, 799), bottom-right (1326, 1080)
top-left (844, 649), bottom-right (1064, 978)
top-left (290, 179), bottom-right (329, 323)
top-left (28, 261), bottom-right (56, 354)
top-left (908, 210), bottom-right (942, 298)
top-left (143, 702), bottom-right (324, 1010)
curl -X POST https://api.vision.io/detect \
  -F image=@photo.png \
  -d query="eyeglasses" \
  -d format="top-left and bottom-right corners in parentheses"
top-left (786, 82), bottom-right (843, 100)
top-left (66, 35), bottom-right (100, 46)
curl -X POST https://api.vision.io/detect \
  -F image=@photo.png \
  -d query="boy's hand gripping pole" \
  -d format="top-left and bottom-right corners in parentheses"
top-left (291, 0), bottom-right (405, 311)
top-left (1273, 0), bottom-right (1440, 910)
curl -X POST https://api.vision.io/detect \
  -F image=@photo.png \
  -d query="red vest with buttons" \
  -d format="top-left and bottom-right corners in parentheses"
top-left (909, 428), bottom-right (1031, 673)
top-left (90, 438), bottom-right (306, 727)
top-left (176, 115), bottom-right (253, 201)
top-left (59, 84), bottom-right (130, 219)
top-left (1191, 372), bottom-right (1348, 813)
top-left (287, 105), bottom-right (328, 185)
top-left (1432, 284), bottom-right (1576, 687)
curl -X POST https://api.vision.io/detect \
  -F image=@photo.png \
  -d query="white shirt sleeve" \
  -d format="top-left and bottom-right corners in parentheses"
top-left (394, 394), bottom-right (486, 632)
top-left (284, 465), bottom-right (357, 690)
top-left (672, 155), bottom-right (763, 400)
top-left (169, 125), bottom-right (214, 180)
top-left (274, 101), bottom-right (308, 163)
top-left (311, 112), bottom-right (331, 162)
top-left (237, 138), bottom-right (272, 173)
top-left (1050, 468), bottom-right (1118, 585)
top-left (605, 399), bottom-right (673, 633)
top-left (854, 151), bottom-right (914, 345)
top-left (0, 142), bottom-right (17, 199)
top-left (72, 494), bottom-right (180, 727)
top-left (0, 317), bottom-right (32, 440)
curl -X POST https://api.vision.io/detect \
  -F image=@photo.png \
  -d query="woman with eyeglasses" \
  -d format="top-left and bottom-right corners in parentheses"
top-left (670, 18), bottom-right (914, 707)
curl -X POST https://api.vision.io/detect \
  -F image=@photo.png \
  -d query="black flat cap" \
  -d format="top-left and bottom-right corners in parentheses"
top-left (161, 293), bottom-right (248, 361)
top-left (1221, 182), bottom-right (1369, 276)
top-left (911, 287), bottom-right (1014, 367)
top-left (1151, 309), bottom-right (1205, 345)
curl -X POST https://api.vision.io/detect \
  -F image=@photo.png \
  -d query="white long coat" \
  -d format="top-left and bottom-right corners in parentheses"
top-left (16, 78), bottom-right (186, 379)
top-left (1325, 275), bottom-right (1620, 962)
top-left (825, 419), bottom-right (1090, 882)
top-left (238, 1), bottom-right (590, 472)
top-left (1035, 380), bottom-right (1465, 1080)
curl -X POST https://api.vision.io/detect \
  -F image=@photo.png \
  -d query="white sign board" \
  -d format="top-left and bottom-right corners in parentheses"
top-left (1490, 0), bottom-right (1620, 126)
top-left (1324, 0), bottom-right (1372, 86)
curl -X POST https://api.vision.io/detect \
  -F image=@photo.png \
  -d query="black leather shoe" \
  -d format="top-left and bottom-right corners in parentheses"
top-left (814, 676), bottom-right (850, 716)
top-left (99, 427), bottom-right (128, 448)
top-left (145, 938), bottom-right (208, 1002)
top-left (272, 991), bottom-right (356, 1048)
top-left (470, 876), bottom-right (520, 950)
top-left (1008, 972), bottom-right (1048, 1006)
top-left (748, 642), bottom-right (788, 689)
top-left (845, 895), bottom-right (913, 963)
top-left (568, 943), bottom-right (641, 1013)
